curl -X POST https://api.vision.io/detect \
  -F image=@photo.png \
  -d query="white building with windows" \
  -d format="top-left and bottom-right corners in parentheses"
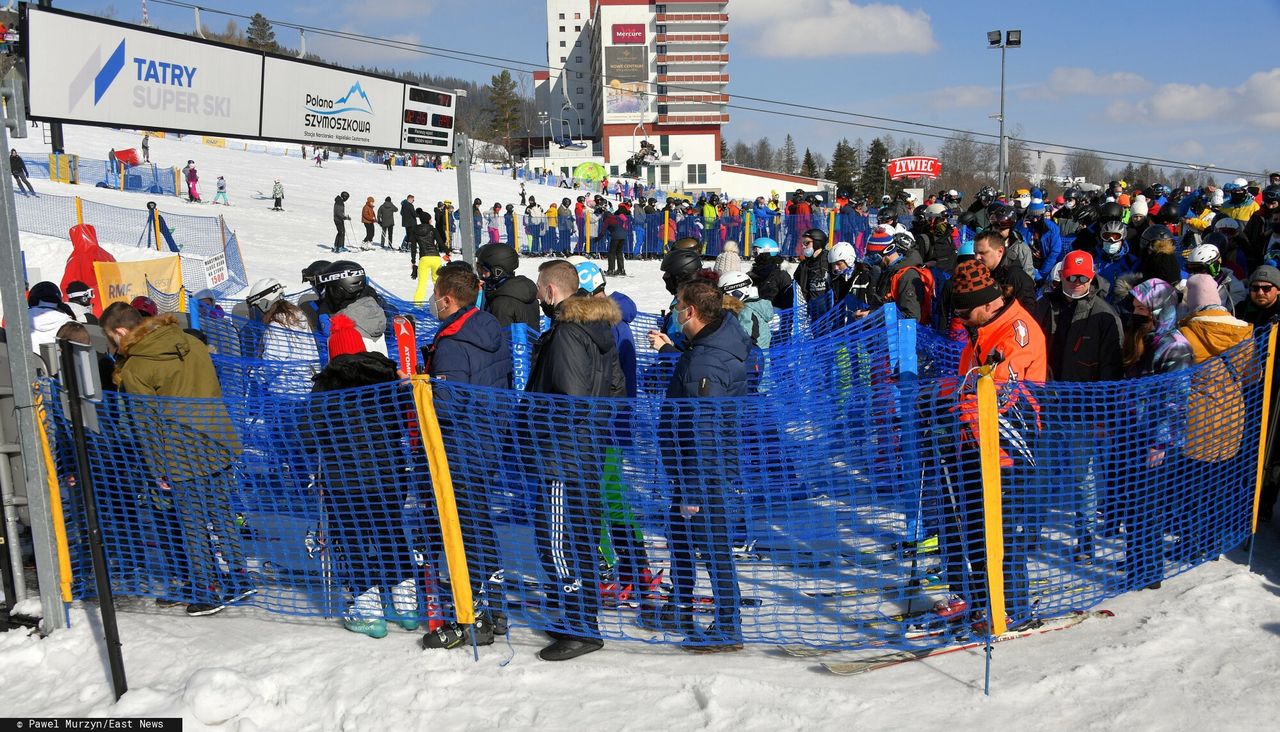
top-left (531, 0), bottom-right (829, 200)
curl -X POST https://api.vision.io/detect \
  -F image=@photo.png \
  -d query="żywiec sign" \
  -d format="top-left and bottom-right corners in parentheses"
top-left (888, 156), bottom-right (942, 180)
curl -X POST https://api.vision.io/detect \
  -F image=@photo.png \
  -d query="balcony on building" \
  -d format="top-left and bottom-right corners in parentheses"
top-left (653, 33), bottom-right (729, 45)
top-left (656, 73), bottom-right (729, 84)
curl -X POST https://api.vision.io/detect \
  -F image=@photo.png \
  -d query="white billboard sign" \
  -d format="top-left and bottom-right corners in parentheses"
top-left (260, 57), bottom-right (405, 149)
top-left (25, 8), bottom-right (263, 137)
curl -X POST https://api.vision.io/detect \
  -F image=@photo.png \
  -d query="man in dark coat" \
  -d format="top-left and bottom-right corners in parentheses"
top-left (658, 279), bottom-right (751, 652)
top-left (333, 191), bottom-right (351, 253)
top-left (418, 266), bottom-right (513, 650)
top-left (376, 196), bottom-right (397, 249)
top-left (1031, 250), bottom-right (1122, 562)
top-left (399, 194), bottom-right (416, 251)
top-left (793, 228), bottom-right (832, 317)
top-left (974, 229), bottom-right (1036, 310)
top-left (525, 260), bottom-right (626, 661)
top-left (477, 243), bottom-right (540, 330)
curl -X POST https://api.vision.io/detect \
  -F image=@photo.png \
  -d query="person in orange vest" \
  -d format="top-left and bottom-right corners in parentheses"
top-left (942, 258), bottom-right (1047, 631)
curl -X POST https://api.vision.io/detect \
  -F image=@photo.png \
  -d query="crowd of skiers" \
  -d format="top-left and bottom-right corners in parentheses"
top-left (11, 165), bottom-right (1280, 660)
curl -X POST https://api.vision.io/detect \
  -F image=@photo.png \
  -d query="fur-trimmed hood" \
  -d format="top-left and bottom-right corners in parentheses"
top-left (557, 294), bottom-right (622, 326)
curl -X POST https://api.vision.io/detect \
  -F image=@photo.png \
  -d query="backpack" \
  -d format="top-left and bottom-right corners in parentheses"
top-left (889, 265), bottom-right (935, 324)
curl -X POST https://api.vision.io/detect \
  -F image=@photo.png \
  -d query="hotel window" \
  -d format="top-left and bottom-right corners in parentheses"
top-left (688, 164), bottom-right (707, 185)
top-left (574, 12), bottom-right (581, 19)
top-left (660, 166), bottom-right (670, 185)
top-left (558, 13), bottom-right (564, 19)
top-left (559, 26), bottom-right (565, 32)
top-left (659, 136), bottom-right (670, 155)
top-left (560, 41), bottom-right (566, 47)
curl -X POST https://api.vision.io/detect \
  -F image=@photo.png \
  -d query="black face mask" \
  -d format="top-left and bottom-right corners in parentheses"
top-left (540, 300), bottom-right (557, 320)
top-left (663, 273), bottom-right (681, 296)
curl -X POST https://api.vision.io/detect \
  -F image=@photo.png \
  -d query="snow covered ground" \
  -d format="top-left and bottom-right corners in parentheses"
top-left (9, 124), bottom-right (681, 320)
top-left (6, 125), bottom-right (1280, 728)
top-left (1, 533), bottom-right (1277, 729)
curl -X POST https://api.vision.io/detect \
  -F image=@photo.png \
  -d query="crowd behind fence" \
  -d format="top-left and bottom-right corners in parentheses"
top-left (40, 299), bottom-right (1274, 655)
top-left (14, 191), bottom-right (249, 297)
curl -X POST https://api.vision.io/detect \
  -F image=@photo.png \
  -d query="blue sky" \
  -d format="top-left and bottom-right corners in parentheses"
top-left (65, 0), bottom-right (1280, 177)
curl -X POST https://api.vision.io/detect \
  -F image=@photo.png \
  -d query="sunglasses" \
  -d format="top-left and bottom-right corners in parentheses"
top-left (1064, 274), bottom-right (1091, 285)
top-left (1251, 284), bottom-right (1276, 293)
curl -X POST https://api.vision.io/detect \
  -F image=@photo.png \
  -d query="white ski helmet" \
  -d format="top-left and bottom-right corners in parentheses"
top-left (1214, 217), bottom-right (1242, 235)
top-left (718, 270), bottom-right (757, 301)
top-left (567, 255), bottom-right (588, 266)
top-left (1187, 243), bottom-right (1223, 278)
top-left (828, 241), bottom-right (858, 271)
top-left (247, 277), bottom-right (285, 312)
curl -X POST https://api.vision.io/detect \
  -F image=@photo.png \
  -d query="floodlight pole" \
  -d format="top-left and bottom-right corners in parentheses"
top-left (997, 41), bottom-right (1007, 195)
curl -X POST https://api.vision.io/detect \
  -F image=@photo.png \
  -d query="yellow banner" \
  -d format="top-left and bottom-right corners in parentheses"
top-left (93, 256), bottom-right (183, 309)
top-left (201, 136), bottom-right (226, 148)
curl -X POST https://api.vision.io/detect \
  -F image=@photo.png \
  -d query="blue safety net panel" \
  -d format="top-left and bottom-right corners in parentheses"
top-left (44, 311), bottom-right (1273, 654)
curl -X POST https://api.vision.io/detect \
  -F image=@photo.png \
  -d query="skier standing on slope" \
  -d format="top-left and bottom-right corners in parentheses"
top-left (377, 196), bottom-right (397, 249)
top-left (271, 179), bottom-right (285, 211)
top-left (333, 191), bottom-right (351, 253)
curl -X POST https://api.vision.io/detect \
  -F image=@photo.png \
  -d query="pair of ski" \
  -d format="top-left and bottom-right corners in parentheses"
top-left (801, 576), bottom-right (1089, 600)
top-left (781, 609), bottom-right (1114, 675)
top-left (392, 315), bottom-right (420, 374)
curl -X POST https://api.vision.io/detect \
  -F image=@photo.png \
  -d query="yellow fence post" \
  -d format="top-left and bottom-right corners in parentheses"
top-left (1253, 324), bottom-right (1279, 533)
top-left (117, 161), bottom-right (125, 192)
top-left (75, 197), bottom-right (84, 226)
top-left (410, 376), bottom-right (475, 624)
top-left (445, 205), bottom-right (453, 248)
top-left (829, 208), bottom-right (837, 242)
top-left (153, 206), bottom-right (163, 252)
top-left (33, 394), bottom-right (73, 604)
top-left (662, 209), bottom-right (670, 251)
top-left (514, 213), bottom-right (521, 252)
top-left (174, 168), bottom-right (181, 195)
top-left (585, 211), bottom-right (592, 255)
top-left (976, 372), bottom-right (1007, 636)
top-left (744, 211), bottom-right (752, 257)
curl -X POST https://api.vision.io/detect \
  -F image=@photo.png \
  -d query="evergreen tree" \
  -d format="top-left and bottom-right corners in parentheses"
top-left (246, 13), bottom-right (277, 52)
top-left (829, 138), bottom-right (858, 192)
top-left (799, 148), bottom-right (818, 178)
top-left (780, 134), bottom-right (799, 174)
top-left (858, 137), bottom-right (892, 198)
top-left (486, 70), bottom-right (522, 161)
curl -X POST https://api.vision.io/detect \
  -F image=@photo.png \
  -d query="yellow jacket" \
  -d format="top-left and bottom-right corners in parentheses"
top-left (1178, 310), bottom-right (1256, 463)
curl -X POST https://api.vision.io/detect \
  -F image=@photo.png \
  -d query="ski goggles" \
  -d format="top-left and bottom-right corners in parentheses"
top-left (1100, 231), bottom-right (1124, 242)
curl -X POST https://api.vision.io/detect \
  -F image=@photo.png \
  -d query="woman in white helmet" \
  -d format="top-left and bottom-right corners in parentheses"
top-left (719, 270), bottom-right (774, 350)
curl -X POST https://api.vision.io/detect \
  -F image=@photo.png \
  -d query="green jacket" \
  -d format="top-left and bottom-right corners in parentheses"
top-left (114, 315), bottom-right (240, 482)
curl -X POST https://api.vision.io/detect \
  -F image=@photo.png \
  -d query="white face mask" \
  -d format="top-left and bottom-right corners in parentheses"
top-left (1103, 241), bottom-right (1123, 256)
top-left (429, 296), bottom-right (442, 319)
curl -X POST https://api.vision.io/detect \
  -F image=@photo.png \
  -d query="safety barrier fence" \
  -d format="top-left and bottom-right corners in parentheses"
top-left (42, 310), bottom-right (1275, 655)
top-left (474, 211), bottom-right (876, 260)
top-left (14, 191), bottom-right (249, 297)
top-left (21, 155), bottom-right (181, 196)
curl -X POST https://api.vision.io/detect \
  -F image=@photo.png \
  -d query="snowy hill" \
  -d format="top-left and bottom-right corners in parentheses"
top-left (9, 123), bottom-right (678, 318)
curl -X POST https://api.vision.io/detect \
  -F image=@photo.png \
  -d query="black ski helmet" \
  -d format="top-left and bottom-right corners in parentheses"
top-left (302, 259), bottom-right (332, 286)
top-left (477, 243), bottom-right (519, 281)
top-left (318, 260), bottom-right (365, 297)
top-left (1098, 201), bottom-right (1125, 222)
top-left (340, 191), bottom-right (350, 201)
top-left (802, 228), bottom-right (829, 248)
top-left (661, 248), bottom-right (702, 295)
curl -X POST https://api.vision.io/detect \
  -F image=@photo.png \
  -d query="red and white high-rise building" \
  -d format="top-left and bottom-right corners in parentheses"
top-left (534, 0), bottom-right (827, 198)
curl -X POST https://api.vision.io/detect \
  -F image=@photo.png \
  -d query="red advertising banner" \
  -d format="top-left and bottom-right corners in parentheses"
top-left (612, 24), bottom-right (646, 44)
top-left (887, 156), bottom-right (942, 180)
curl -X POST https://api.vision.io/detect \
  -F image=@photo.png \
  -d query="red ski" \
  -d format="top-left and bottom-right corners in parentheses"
top-left (393, 314), bottom-right (419, 374)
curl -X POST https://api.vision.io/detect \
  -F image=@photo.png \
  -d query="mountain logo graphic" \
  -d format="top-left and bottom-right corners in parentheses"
top-left (68, 38), bottom-right (127, 111)
top-left (306, 81), bottom-right (375, 116)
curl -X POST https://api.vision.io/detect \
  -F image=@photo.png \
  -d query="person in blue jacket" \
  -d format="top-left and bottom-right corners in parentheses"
top-left (418, 265), bottom-right (513, 651)
top-left (1017, 201), bottom-right (1065, 284)
top-left (655, 278), bottom-right (751, 652)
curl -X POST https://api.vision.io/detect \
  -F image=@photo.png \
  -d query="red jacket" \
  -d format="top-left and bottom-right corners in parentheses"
top-left (955, 299), bottom-right (1048, 466)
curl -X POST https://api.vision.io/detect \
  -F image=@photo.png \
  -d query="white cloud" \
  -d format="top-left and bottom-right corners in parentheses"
top-left (731, 1), bottom-right (936, 58)
top-left (1102, 68), bottom-right (1280, 130)
top-left (1029, 67), bottom-right (1151, 98)
top-left (928, 85), bottom-right (995, 110)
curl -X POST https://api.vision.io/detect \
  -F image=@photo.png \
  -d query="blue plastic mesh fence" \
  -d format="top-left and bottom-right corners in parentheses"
top-left (46, 308), bottom-right (1273, 653)
top-left (13, 191), bottom-right (248, 297)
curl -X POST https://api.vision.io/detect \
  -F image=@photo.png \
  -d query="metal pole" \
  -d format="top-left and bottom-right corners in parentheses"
top-left (455, 133), bottom-right (477, 264)
top-left (997, 43), bottom-right (1007, 194)
top-left (58, 341), bottom-right (127, 700)
top-left (0, 94), bottom-right (66, 633)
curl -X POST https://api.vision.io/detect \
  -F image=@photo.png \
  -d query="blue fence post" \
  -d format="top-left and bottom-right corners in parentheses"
top-left (510, 324), bottom-right (532, 391)
top-left (895, 313), bottom-right (924, 544)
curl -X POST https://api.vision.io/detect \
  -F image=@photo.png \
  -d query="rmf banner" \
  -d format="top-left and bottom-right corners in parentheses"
top-left (94, 255), bottom-right (183, 308)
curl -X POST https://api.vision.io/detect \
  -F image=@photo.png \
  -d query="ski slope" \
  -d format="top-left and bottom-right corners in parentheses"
top-left (9, 123), bottom-right (679, 318)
